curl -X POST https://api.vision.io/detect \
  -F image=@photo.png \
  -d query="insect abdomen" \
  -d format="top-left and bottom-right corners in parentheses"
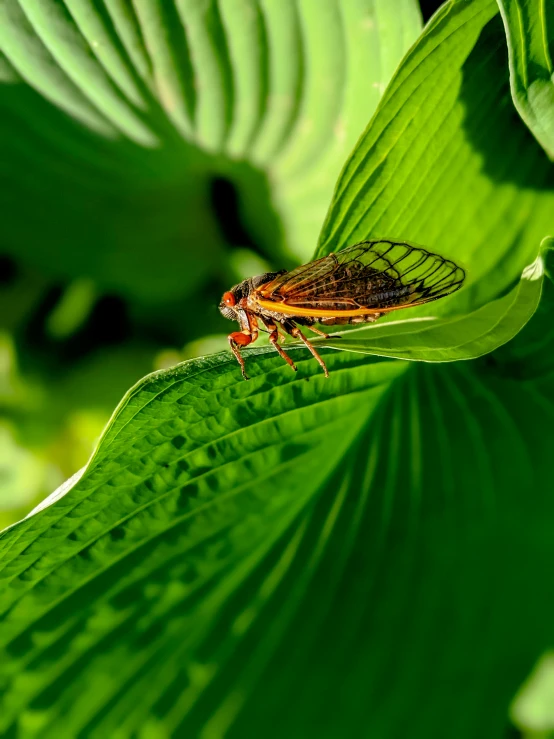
top-left (318, 313), bottom-right (381, 326)
top-left (287, 284), bottom-right (413, 313)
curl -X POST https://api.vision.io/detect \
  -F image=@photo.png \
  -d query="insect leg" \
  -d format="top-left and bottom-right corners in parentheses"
top-left (228, 329), bottom-right (258, 381)
top-left (283, 321), bottom-right (329, 378)
top-left (305, 325), bottom-right (331, 338)
top-left (304, 325), bottom-right (342, 340)
top-left (259, 317), bottom-right (297, 373)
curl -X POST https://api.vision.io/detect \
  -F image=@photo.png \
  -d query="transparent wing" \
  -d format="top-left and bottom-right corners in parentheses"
top-left (256, 240), bottom-right (465, 311)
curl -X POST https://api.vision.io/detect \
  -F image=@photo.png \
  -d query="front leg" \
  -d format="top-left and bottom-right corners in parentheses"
top-left (228, 329), bottom-right (257, 380)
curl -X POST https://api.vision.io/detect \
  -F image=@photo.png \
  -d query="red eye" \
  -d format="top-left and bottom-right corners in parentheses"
top-left (223, 291), bottom-right (236, 307)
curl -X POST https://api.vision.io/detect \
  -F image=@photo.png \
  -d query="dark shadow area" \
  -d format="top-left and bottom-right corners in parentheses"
top-left (454, 13), bottom-right (554, 308)
top-left (0, 76), bottom-right (286, 306)
top-left (63, 295), bottom-right (131, 361)
top-left (0, 254), bottom-right (17, 285)
top-left (459, 14), bottom-right (554, 189)
top-left (210, 176), bottom-right (259, 252)
top-left (0, 72), bottom-right (287, 406)
top-left (503, 724), bottom-right (523, 739)
top-left (23, 288), bottom-right (130, 364)
top-left (24, 284), bottom-right (64, 348)
top-left (419, 0), bottom-right (445, 23)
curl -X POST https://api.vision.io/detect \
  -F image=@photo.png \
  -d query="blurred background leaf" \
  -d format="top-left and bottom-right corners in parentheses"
top-left (511, 650), bottom-right (554, 737)
top-left (497, 0), bottom-right (554, 159)
top-left (0, 0), bottom-right (423, 519)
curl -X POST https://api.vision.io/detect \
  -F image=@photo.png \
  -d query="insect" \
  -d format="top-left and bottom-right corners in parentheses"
top-left (219, 239), bottom-right (465, 380)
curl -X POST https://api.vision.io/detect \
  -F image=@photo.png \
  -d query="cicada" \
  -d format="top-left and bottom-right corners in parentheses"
top-left (219, 239), bottom-right (465, 380)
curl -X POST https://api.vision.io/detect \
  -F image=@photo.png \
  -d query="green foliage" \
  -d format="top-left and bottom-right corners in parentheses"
top-left (498, 0), bottom-right (554, 159)
top-left (511, 650), bottom-right (554, 735)
top-left (318, 0), bottom-right (554, 310)
top-left (0, 0), bottom-right (422, 501)
top-left (0, 0), bottom-right (422, 293)
top-left (3, 261), bottom-right (554, 737)
top-left (1, 0), bottom-right (554, 737)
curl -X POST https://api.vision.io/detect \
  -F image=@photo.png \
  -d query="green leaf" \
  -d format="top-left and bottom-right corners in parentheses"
top-left (2, 266), bottom-right (554, 735)
top-left (511, 651), bottom-right (554, 734)
top-left (497, 0), bottom-right (554, 159)
top-left (0, 349), bottom-right (407, 737)
top-left (0, 0), bottom-right (422, 302)
top-left (318, 247), bottom-right (544, 361)
top-left (492, 238), bottom-right (554, 378)
top-left (317, 0), bottom-right (554, 312)
top-left (3, 1), bottom-right (554, 737)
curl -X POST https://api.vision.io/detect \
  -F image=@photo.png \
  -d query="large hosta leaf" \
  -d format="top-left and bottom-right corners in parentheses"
top-left (0, 349), bottom-right (405, 737)
top-left (0, 0), bottom-right (422, 302)
top-left (317, 0), bottom-right (554, 313)
top-left (497, 0), bottom-right (554, 159)
top-left (2, 253), bottom-right (554, 737)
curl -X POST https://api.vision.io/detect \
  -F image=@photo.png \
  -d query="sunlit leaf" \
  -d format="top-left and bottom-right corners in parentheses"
top-left (497, 0), bottom-right (554, 159)
top-left (2, 259), bottom-right (554, 735)
top-left (511, 651), bottom-right (554, 734)
top-left (317, 0), bottom-right (554, 313)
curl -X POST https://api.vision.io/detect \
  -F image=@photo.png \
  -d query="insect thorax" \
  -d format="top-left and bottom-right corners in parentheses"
top-left (228, 271), bottom-right (287, 303)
